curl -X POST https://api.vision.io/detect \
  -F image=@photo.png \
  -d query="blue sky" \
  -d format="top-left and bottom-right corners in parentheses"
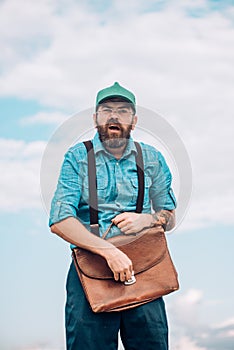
top-left (1, 0), bottom-right (234, 349)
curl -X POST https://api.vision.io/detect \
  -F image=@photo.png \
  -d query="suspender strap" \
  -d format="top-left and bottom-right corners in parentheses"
top-left (134, 142), bottom-right (145, 213)
top-left (83, 141), bottom-right (99, 236)
top-left (83, 140), bottom-right (145, 235)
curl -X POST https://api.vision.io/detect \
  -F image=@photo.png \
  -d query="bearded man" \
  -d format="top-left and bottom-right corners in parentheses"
top-left (49, 82), bottom-right (177, 350)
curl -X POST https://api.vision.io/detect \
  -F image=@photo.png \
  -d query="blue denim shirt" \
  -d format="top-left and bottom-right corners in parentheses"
top-left (49, 133), bottom-right (176, 239)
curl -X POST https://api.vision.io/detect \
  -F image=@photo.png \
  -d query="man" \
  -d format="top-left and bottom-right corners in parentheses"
top-left (49, 82), bottom-right (177, 349)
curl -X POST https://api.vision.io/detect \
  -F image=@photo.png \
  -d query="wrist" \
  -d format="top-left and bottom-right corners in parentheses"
top-left (150, 212), bottom-right (166, 228)
top-left (150, 210), bottom-right (175, 231)
top-left (150, 213), bottom-right (160, 227)
top-left (98, 245), bottom-right (118, 260)
top-left (143, 214), bottom-right (155, 228)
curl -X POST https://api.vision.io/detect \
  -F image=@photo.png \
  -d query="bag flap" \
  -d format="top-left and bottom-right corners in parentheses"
top-left (73, 227), bottom-right (167, 279)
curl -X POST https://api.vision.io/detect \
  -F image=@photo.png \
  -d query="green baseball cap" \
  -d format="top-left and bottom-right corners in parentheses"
top-left (96, 82), bottom-right (136, 106)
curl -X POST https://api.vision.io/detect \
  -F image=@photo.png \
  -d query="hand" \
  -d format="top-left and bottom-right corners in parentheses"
top-left (112, 212), bottom-right (152, 235)
top-left (102, 247), bottom-right (133, 282)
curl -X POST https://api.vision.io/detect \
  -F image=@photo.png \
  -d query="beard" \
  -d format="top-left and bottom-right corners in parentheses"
top-left (96, 118), bottom-right (133, 149)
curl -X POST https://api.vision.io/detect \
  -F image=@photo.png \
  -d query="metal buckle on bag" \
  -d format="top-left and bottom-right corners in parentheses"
top-left (124, 272), bottom-right (136, 286)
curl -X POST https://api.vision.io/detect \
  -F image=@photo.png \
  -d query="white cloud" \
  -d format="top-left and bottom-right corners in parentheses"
top-left (168, 289), bottom-right (204, 332)
top-left (167, 289), bottom-right (234, 350)
top-left (1, 3), bottom-right (234, 350)
top-left (21, 111), bottom-right (69, 125)
top-left (172, 336), bottom-right (207, 350)
top-left (180, 288), bottom-right (203, 305)
top-left (22, 347), bottom-right (61, 350)
top-left (214, 318), bottom-right (234, 329)
top-left (0, 138), bottom-right (46, 212)
top-left (0, 0), bottom-right (55, 69)
top-left (0, 0), bottom-right (234, 109)
top-left (0, 0), bottom-right (234, 229)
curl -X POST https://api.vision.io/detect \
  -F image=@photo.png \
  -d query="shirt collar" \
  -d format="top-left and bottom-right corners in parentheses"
top-left (92, 132), bottom-right (137, 158)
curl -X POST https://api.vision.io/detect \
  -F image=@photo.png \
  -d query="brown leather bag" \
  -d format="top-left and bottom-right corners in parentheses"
top-left (72, 141), bottom-right (179, 313)
top-left (73, 225), bottom-right (179, 312)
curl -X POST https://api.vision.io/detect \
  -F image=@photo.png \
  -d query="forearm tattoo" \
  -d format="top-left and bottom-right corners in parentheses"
top-left (151, 210), bottom-right (175, 231)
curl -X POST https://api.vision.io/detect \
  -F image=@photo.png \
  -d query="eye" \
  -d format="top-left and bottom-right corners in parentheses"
top-left (118, 109), bottom-right (129, 115)
top-left (102, 108), bottom-right (112, 115)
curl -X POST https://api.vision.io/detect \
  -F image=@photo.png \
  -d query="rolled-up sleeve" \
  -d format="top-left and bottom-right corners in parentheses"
top-left (49, 151), bottom-right (81, 226)
top-left (150, 151), bottom-right (177, 212)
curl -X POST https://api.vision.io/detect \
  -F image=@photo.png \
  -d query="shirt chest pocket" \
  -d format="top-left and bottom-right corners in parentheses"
top-left (82, 176), bottom-right (108, 204)
top-left (130, 175), bottom-right (152, 205)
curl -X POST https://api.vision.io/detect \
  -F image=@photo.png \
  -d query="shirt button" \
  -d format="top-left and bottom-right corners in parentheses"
top-left (116, 162), bottom-right (119, 166)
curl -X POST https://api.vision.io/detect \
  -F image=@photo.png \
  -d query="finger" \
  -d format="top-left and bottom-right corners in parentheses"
top-left (112, 217), bottom-right (120, 225)
top-left (119, 223), bottom-right (135, 233)
top-left (112, 212), bottom-right (128, 225)
top-left (124, 269), bottom-right (132, 281)
top-left (113, 272), bottom-right (120, 281)
top-left (128, 262), bottom-right (133, 276)
top-left (119, 271), bottom-right (126, 282)
top-left (118, 224), bottom-right (130, 233)
top-left (117, 220), bottom-right (129, 229)
top-left (123, 228), bottom-right (135, 235)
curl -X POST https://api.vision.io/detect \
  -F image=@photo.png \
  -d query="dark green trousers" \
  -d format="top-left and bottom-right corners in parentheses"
top-left (65, 262), bottom-right (168, 350)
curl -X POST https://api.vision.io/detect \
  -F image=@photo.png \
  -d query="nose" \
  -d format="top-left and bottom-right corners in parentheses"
top-left (111, 110), bottom-right (119, 117)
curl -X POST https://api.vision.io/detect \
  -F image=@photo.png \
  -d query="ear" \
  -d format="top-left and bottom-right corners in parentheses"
top-left (93, 113), bottom-right (97, 128)
top-left (131, 115), bottom-right (138, 130)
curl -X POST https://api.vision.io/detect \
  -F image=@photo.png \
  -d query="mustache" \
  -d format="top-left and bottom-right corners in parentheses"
top-left (106, 117), bottom-right (121, 126)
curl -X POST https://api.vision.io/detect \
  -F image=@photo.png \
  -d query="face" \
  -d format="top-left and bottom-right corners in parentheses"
top-left (94, 101), bottom-right (137, 149)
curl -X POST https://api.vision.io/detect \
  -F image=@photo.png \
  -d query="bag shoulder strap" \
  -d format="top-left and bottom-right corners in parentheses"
top-left (83, 140), bottom-right (145, 236)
